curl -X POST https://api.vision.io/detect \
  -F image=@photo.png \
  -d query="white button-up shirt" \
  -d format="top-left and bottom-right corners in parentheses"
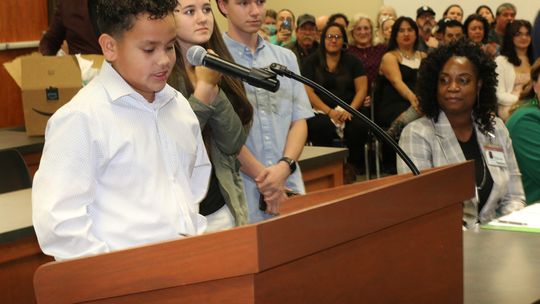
top-left (32, 61), bottom-right (211, 260)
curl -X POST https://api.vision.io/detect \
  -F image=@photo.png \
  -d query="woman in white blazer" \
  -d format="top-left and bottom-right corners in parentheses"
top-left (495, 20), bottom-right (534, 121)
top-left (398, 40), bottom-right (525, 228)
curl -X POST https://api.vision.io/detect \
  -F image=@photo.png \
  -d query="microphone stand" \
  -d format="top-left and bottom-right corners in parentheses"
top-left (269, 63), bottom-right (420, 176)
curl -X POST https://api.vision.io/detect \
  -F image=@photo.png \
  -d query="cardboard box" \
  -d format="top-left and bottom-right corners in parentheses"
top-left (4, 53), bottom-right (103, 136)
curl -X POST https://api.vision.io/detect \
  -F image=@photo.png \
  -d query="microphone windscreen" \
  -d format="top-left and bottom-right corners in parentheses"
top-left (186, 45), bottom-right (207, 66)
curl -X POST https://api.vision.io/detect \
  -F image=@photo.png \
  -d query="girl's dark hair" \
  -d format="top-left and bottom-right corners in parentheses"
top-left (475, 5), bottom-right (494, 20)
top-left (97, 0), bottom-right (177, 37)
top-left (416, 39), bottom-right (497, 134)
top-left (313, 22), bottom-right (350, 89)
top-left (169, 18), bottom-right (253, 127)
top-left (328, 13), bottom-right (349, 27)
top-left (501, 19), bottom-right (533, 66)
top-left (387, 16), bottom-right (419, 52)
top-left (463, 14), bottom-right (489, 44)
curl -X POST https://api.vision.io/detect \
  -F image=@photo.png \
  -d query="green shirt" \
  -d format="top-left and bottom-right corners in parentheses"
top-left (507, 99), bottom-right (540, 204)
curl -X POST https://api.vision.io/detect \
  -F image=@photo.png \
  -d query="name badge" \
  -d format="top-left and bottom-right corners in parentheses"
top-left (484, 145), bottom-right (506, 167)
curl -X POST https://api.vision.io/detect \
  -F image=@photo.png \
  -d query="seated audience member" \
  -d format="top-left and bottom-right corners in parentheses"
top-left (442, 4), bottom-right (464, 22)
top-left (169, 0), bottom-right (252, 231)
top-left (379, 17), bottom-right (395, 46)
top-left (288, 14), bottom-right (319, 66)
top-left (302, 23), bottom-right (369, 173)
top-left (441, 19), bottom-right (464, 45)
top-left (270, 9), bottom-right (296, 47)
top-left (376, 17), bottom-right (426, 173)
top-left (39, 0), bottom-right (102, 55)
top-left (464, 14), bottom-right (497, 57)
top-left (374, 5), bottom-right (397, 45)
top-left (316, 15), bottom-right (329, 42)
top-left (507, 59), bottom-right (540, 204)
top-left (476, 5), bottom-right (495, 27)
top-left (377, 17), bottom-right (426, 143)
top-left (487, 3), bottom-right (516, 47)
top-left (415, 6), bottom-right (438, 52)
top-left (495, 20), bottom-right (533, 121)
top-left (398, 40), bottom-right (525, 228)
top-left (260, 9), bottom-right (277, 40)
top-left (347, 13), bottom-right (386, 91)
top-left (32, 0), bottom-right (211, 260)
top-left (328, 13), bottom-right (349, 29)
top-left (264, 8), bottom-right (277, 25)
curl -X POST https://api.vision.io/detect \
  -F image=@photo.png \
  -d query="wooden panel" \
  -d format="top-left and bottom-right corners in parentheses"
top-left (0, 0), bottom-right (49, 128)
top-left (302, 159), bottom-right (343, 192)
top-left (0, 0), bottom-right (48, 41)
top-left (0, 235), bottom-right (54, 304)
top-left (255, 205), bottom-right (463, 303)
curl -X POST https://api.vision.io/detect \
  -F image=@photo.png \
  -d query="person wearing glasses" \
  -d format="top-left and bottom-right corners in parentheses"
top-left (495, 20), bottom-right (534, 121)
top-left (301, 22), bottom-right (369, 174)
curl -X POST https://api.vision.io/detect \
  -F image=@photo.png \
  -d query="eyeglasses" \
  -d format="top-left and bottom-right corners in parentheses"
top-left (514, 31), bottom-right (530, 37)
top-left (326, 34), bottom-right (343, 41)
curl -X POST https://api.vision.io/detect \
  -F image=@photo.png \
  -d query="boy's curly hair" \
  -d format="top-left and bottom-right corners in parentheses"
top-left (97, 0), bottom-right (177, 37)
top-left (416, 39), bottom-right (497, 134)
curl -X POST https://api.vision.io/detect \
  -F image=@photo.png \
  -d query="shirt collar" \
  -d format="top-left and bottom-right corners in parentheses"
top-left (223, 32), bottom-right (266, 54)
top-left (98, 61), bottom-right (175, 109)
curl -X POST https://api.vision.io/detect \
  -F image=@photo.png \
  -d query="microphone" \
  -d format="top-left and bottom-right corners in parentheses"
top-left (186, 45), bottom-right (280, 92)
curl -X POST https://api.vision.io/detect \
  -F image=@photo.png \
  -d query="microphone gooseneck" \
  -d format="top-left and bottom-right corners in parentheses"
top-left (269, 63), bottom-right (421, 176)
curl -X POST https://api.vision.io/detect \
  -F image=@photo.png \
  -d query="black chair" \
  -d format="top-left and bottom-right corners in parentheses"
top-left (0, 149), bottom-right (32, 194)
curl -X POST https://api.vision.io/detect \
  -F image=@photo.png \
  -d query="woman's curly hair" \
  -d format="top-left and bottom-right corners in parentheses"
top-left (416, 39), bottom-right (497, 134)
top-left (97, 0), bottom-right (177, 37)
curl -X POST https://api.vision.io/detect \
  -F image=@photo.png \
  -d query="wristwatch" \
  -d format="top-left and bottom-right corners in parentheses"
top-left (278, 156), bottom-right (297, 174)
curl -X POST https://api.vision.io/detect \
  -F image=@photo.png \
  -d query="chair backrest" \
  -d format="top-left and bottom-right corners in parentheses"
top-left (0, 149), bottom-right (32, 194)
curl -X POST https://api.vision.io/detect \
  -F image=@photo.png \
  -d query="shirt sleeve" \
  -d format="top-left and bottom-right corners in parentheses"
top-left (509, 110), bottom-right (540, 197)
top-left (348, 54), bottom-right (366, 79)
top-left (188, 90), bottom-right (247, 156)
top-left (32, 109), bottom-right (109, 260)
top-left (497, 120), bottom-right (526, 213)
top-left (495, 56), bottom-right (519, 106)
top-left (397, 122), bottom-right (435, 173)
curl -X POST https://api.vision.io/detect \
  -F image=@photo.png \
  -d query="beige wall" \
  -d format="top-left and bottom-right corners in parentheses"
top-left (212, 0), bottom-right (384, 31)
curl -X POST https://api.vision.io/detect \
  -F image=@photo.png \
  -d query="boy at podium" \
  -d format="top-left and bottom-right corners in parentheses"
top-left (32, 0), bottom-right (211, 260)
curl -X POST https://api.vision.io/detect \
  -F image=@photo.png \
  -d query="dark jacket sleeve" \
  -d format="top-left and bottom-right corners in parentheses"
top-left (188, 90), bottom-right (247, 156)
top-left (39, 1), bottom-right (66, 55)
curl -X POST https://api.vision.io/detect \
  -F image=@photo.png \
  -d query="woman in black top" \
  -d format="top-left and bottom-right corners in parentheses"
top-left (302, 22), bottom-right (369, 173)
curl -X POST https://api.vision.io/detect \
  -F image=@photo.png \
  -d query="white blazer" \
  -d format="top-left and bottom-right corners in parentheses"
top-left (495, 55), bottom-right (518, 106)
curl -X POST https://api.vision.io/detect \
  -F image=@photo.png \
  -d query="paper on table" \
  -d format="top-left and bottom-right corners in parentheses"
top-left (482, 203), bottom-right (540, 233)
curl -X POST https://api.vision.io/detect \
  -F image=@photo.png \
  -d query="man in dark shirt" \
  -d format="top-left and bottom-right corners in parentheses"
top-left (39, 0), bottom-right (101, 55)
top-left (288, 14), bottom-right (319, 66)
top-left (416, 6), bottom-right (438, 52)
top-left (487, 3), bottom-right (516, 47)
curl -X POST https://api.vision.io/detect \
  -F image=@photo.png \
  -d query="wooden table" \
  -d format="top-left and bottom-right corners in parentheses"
top-left (0, 189), bottom-right (53, 304)
top-left (298, 146), bottom-right (348, 192)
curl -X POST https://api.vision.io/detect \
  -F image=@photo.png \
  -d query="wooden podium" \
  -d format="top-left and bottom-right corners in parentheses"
top-left (33, 162), bottom-right (474, 303)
